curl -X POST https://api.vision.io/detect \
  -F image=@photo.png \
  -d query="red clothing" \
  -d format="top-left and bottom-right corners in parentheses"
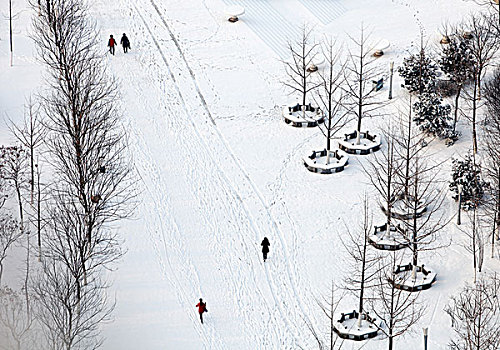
top-left (108, 38), bottom-right (116, 47)
top-left (196, 302), bottom-right (206, 314)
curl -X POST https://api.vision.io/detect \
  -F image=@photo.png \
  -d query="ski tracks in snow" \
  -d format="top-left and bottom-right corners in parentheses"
top-left (111, 0), bottom-right (317, 347)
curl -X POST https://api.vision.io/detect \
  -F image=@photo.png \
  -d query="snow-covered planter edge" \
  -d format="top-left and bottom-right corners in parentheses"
top-left (303, 149), bottom-right (349, 174)
top-left (282, 104), bottom-right (326, 127)
top-left (337, 131), bottom-right (381, 155)
top-left (380, 194), bottom-right (427, 221)
top-left (368, 223), bottom-right (409, 251)
top-left (333, 310), bottom-right (379, 341)
top-left (389, 264), bottom-right (437, 292)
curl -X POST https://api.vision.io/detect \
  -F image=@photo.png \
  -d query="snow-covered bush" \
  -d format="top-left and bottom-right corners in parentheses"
top-left (413, 92), bottom-right (459, 141)
top-left (398, 51), bottom-right (438, 94)
top-left (449, 153), bottom-right (488, 210)
top-left (439, 36), bottom-right (475, 87)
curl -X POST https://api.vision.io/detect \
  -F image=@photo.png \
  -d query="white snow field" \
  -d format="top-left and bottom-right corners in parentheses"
top-left (1, 0), bottom-right (499, 349)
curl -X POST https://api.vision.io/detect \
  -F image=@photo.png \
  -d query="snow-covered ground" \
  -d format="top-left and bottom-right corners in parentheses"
top-left (1, 0), bottom-right (499, 349)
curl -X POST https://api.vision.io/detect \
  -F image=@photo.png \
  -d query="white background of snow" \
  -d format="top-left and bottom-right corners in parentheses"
top-left (1, 0), bottom-right (499, 349)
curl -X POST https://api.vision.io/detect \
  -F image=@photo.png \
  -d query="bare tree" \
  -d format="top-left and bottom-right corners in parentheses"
top-left (0, 286), bottom-right (35, 350)
top-left (483, 69), bottom-right (500, 257)
top-left (393, 103), bottom-right (450, 278)
top-left (445, 273), bottom-right (500, 350)
top-left (302, 282), bottom-right (346, 350)
top-left (363, 122), bottom-right (401, 229)
top-left (462, 12), bottom-right (500, 154)
top-left (0, 214), bottom-right (20, 286)
top-left (283, 26), bottom-right (320, 108)
top-left (371, 251), bottom-right (424, 350)
top-left (344, 25), bottom-right (385, 145)
top-left (32, 258), bottom-right (112, 350)
top-left (32, 0), bottom-right (132, 291)
top-left (460, 206), bottom-right (488, 282)
top-left (315, 37), bottom-right (350, 153)
top-left (9, 98), bottom-right (45, 206)
top-left (340, 195), bottom-right (382, 328)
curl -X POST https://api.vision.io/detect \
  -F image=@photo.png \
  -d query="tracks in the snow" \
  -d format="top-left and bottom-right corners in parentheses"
top-left (121, 0), bottom-right (316, 347)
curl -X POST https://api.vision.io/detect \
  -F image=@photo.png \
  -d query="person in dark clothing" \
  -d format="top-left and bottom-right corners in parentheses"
top-left (108, 35), bottom-right (117, 55)
top-left (120, 33), bottom-right (130, 53)
top-left (261, 237), bottom-right (270, 262)
top-left (196, 298), bottom-right (208, 324)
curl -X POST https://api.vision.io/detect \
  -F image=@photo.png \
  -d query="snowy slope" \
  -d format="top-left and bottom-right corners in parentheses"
top-left (1, 0), bottom-right (499, 349)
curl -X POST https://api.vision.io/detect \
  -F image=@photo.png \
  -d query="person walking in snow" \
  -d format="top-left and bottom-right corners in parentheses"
top-left (261, 237), bottom-right (270, 262)
top-left (196, 298), bottom-right (208, 324)
top-left (120, 33), bottom-right (130, 53)
top-left (108, 34), bottom-right (117, 55)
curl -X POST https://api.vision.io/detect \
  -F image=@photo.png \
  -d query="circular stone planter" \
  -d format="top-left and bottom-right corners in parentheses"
top-left (368, 223), bottom-right (409, 251)
top-left (282, 104), bottom-right (326, 127)
top-left (440, 35), bottom-right (450, 44)
top-left (225, 5), bottom-right (245, 22)
top-left (390, 264), bottom-right (437, 292)
top-left (371, 39), bottom-right (390, 57)
top-left (380, 193), bottom-right (427, 221)
top-left (303, 148), bottom-right (349, 174)
top-left (337, 131), bottom-right (381, 155)
top-left (334, 310), bottom-right (379, 341)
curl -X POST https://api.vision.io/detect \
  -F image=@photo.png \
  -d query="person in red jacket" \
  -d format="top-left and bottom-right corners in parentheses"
top-left (108, 35), bottom-right (117, 55)
top-left (196, 298), bottom-right (208, 324)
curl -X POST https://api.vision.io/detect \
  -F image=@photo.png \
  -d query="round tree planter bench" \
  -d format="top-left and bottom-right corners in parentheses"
top-left (368, 223), bottom-right (409, 251)
top-left (338, 131), bottom-right (381, 155)
top-left (303, 149), bottom-right (349, 174)
top-left (380, 193), bottom-right (427, 221)
top-left (333, 310), bottom-right (379, 341)
top-left (282, 104), bottom-right (325, 127)
top-left (389, 264), bottom-right (437, 292)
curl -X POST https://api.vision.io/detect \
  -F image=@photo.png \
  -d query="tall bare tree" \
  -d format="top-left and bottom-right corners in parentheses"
top-left (32, 258), bottom-right (112, 350)
top-left (32, 0), bottom-right (132, 289)
top-left (344, 25), bottom-right (385, 145)
top-left (462, 12), bottom-right (500, 154)
top-left (340, 195), bottom-right (381, 328)
top-left (283, 26), bottom-right (320, 108)
top-left (483, 69), bottom-right (500, 257)
top-left (393, 103), bottom-right (449, 278)
top-left (315, 37), bottom-right (350, 153)
top-left (363, 122), bottom-right (401, 229)
top-left (302, 282), bottom-right (346, 350)
top-left (9, 98), bottom-right (45, 206)
top-left (371, 251), bottom-right (424, 350)
top-left (446, 273), bottom-right (500, 350)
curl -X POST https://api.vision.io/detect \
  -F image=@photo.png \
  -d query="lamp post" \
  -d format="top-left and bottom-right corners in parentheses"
top-left (389, 61), bottom-right (394, 99)
top-left (457, 184), bottom-right (463, 225)
top-left (423, 327), bottom-right (428, 350)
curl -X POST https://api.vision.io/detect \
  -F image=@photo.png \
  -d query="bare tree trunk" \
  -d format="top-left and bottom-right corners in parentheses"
top-left (453, 85), bottom-right (462, 133)
top-left (9, 0), bottom-right (13, 67)
top-left (472, 71), bottom-right (479, 154)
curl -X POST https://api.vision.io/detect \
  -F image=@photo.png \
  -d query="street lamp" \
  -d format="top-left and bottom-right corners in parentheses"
top-left (389, 62), bottom-right (394, 99)
top-left (457, 184), bottom-right (463, 225)
top-left (423, 327), bottom-right (428, 350)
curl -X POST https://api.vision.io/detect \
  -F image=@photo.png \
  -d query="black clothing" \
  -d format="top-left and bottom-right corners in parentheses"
top-left (121, 34), bottom-right (130, 53)
top-left (261, 238), bottom-right (270, 262)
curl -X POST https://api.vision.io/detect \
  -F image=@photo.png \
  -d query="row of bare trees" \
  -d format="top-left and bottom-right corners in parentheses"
top-left (283, 25), bottom-right (385, 155)
top-left (1, 0), bottom-right (132, 348)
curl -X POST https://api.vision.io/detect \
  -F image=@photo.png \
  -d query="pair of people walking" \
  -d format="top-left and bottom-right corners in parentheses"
top-left (108, 33), bottom-right (130, 55)
top-left (195, 238), bottom-right (270, 325)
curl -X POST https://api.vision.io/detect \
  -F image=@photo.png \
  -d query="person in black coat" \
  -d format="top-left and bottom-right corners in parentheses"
top-left (261, 237), bottom-right (270, 262)
top-left (120, 33), bottom-right (130, 53)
